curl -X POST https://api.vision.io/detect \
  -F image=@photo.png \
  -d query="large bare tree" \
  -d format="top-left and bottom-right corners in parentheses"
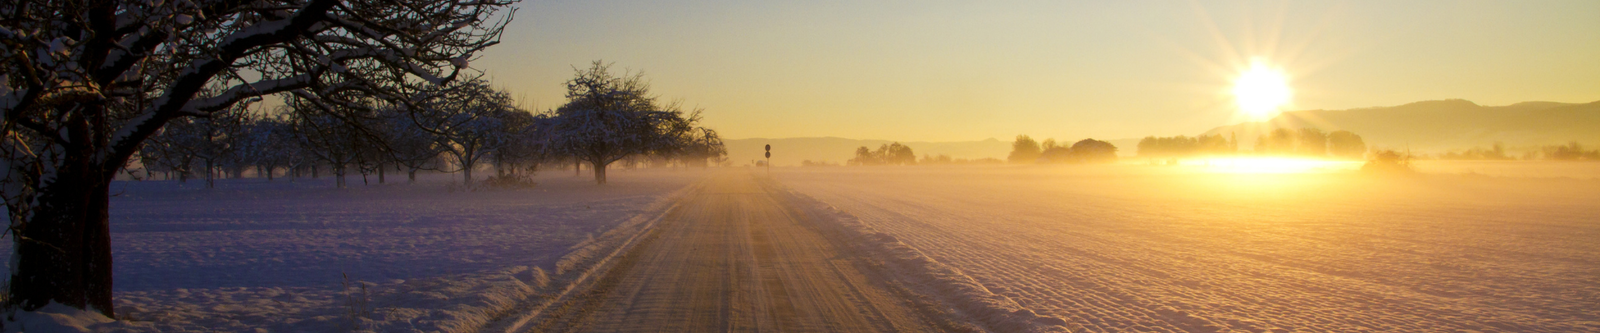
top-left (547, 62), bottom-right (702, 184)
top-left (0, 0), bottom-right (513, 316)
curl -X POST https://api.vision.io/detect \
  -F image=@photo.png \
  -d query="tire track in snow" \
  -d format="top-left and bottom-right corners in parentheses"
top-left (517, 171), bottom-right (948, 332)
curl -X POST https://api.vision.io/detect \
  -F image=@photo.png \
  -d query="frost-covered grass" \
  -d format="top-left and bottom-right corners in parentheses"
top-left (1, 168), bottom-right (711, 332)
top-left (777, 163), bottom-right (1600, 333)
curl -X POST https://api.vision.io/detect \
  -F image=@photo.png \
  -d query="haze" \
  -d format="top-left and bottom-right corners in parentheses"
top-left (479, 0), bottom-right (1600, 142)
top-left (7, 0), bottom-right (1600, 331)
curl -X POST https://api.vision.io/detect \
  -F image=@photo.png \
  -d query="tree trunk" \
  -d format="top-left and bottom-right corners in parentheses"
top-left (205, 159), bottom-right (215, 188)
top-left (378, 163), bottom-right (385, 184)
top-left (574, 159), bottom-right (580, 176)
top-left (463, 165), bottom-right (474, 185)
top-left (592, 160), bottom-right (607, 185)
top-left (335, 165), bottom-right (346, 188)
top-left (408, 169), bottom-right (417, 183)
top-left (10, 157), bottom-right (116, 318)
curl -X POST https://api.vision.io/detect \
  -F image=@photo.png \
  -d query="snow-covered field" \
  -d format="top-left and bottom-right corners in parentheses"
top-left (777, 162), bottom-right (1600, 332)
top-left (2, 168), bottom-right (711, 332)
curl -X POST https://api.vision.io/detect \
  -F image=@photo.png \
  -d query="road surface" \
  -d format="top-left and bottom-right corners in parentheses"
top-left (518, 171), bottom-right (955, 332)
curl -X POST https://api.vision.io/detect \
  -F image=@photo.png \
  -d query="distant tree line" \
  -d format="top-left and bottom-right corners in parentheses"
top-left (1136, 134), bottom-right (1238, 157)
top-left (136, 62), bottom-right (726, 188)
top-left (1007, 135), bottom-right (1118, 164)
top-left (1254, 128), bottom-right (1366, 158)
top-left (918, 154), bottom-right (1004, 165)
top-left (808, 153), bottom-right (1001, 167)
top-left (1436, 143), bottom-right (1515, 160)
top-left (848, 142), bottom-right (917, 166)
top-left (1537, 142), bottom-right (1600, 161)
top-left (801, 160), bottom-right (840, 167)
top-left (1136, 129), bottom-right (1367, 159)
top-left (1422, 142), bottom-right (1600, 161)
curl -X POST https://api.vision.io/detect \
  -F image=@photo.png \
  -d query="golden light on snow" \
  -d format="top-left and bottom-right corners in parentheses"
top-left (1231, 59), bottom-right (1292, 121)
top-left (1185, 157), bottom-right (1358, 174)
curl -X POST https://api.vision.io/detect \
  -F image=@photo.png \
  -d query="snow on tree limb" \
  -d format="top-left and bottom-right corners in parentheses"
top-left (0, 0), bottom-right (518, 315)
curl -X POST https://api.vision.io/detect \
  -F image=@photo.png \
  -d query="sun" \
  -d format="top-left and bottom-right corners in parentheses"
top-left (1232, 59), bottom-right (1292, 120)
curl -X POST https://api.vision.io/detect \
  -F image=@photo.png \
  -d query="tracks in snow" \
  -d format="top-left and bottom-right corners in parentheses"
top-left (504, 171), bottom-right (952, 333)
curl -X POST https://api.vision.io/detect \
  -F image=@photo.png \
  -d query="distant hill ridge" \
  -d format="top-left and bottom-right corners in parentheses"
top-left (724, 137), bottom-right (1012, 167)
top-left (725, 99), bottom-right (1598, 166)
top-left (1201, 99), bottom-right (1600, 152)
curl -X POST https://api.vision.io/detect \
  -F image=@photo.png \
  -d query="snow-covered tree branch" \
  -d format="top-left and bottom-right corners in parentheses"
top-left (0, 0), bottom-right (515, 317)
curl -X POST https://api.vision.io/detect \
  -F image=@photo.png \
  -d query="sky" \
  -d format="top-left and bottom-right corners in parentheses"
top-left (475, 0), bottom-right (1600, 142)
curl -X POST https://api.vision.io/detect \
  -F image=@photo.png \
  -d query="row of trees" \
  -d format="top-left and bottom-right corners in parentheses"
top-left (848, 142), bottom-right (917, 166)
top-left (1437, 143), bottom-right (1514, 160)
top-left (138, 64), bottom-right (726, 188)
top-left (1437, 142), bottom-right (1600, 161)
top-left (1136, 134), bottom-right (1238, 157)
top-left (809, 153), bottom-right (1004, 167)
top-left (1535, 142), bottom-right (1600, 161)
top-left (917, 154), bottom-right (1003, 165)
top-left (1255, 128), bottom-right (1366, 158)
top-left (1, 0), bottom-right (524, 316)
top-left (0, 0), bottom-right (721, 315)
top-left (1008, 135), bottom-right (1118, 164)
top-left (1138, 129), bottom-right (1366, 159)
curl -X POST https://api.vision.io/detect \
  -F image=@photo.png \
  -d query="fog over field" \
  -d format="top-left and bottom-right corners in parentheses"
top-left (5, 0), bottom-right (1599, 330)
top-left (777, 163), bottom-right (1600, 332)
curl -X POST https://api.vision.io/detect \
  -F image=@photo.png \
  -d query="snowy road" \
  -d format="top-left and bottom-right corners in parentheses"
top-left (778, 166), bottom-right (1600, 333)
top-left (519, 171), bottom-right (952, 332)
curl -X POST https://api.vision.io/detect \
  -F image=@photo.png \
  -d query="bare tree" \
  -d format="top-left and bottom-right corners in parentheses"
top-left (286, 99), bottom-right (371, 188)
top-left (191, 102), bottom-right (252, 187)
top-left (547, 62), bottom-right (700, 184)
top-left (488, 110), bottom-right (546, 179)
top-left (238, 113), bottom-right (302, 181)
top-left (0, 0), bottom-right (513, 315)
top-left (411, 79), bottom-right (515, 185)
top-left (375, 106), bottom-right (442, 183)
top-left (139, 122), bottom-right (199, 182)
top-left (680, 128), bottom-right (726, 168)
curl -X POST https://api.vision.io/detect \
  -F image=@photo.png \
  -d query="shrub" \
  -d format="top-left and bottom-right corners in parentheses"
top-left (1361, 150), bottom-right (1415, 175)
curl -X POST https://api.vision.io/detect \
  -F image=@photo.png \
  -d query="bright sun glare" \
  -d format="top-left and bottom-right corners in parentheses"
top-left (1182, 157), bottom-right (1360, 174)
top-left (1232, 59), bottom-right (1292, 120)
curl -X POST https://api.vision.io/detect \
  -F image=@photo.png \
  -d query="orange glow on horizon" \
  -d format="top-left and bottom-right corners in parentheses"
top-left (1177, 156), bottom-right (1359, 174)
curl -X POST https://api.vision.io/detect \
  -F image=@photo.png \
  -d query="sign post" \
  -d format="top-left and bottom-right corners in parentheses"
top-left (764, 144), bottom-right (771, 173)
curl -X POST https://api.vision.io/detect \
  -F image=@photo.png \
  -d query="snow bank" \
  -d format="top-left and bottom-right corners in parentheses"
top-left (770, 181), bottom-right (1073, 333)
top-left (2, 302), bottom-right (155, 333)
top-left (482, 180), bottom-right (704, 332)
